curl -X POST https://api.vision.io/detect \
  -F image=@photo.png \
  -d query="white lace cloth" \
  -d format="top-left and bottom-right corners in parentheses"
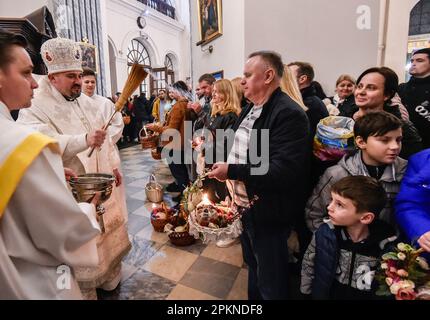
top-left (188, 210), bottom-right (243, 244)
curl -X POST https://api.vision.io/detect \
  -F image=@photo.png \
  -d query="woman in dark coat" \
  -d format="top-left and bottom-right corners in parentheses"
top-left (194, 79), bottom-right (241, 202)
top-left (326, 74), bottom-right (358, 118)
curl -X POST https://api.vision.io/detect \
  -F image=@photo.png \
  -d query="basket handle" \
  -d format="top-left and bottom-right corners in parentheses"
top-left (149, 174), bottom-right (157, 183)
top-left (139, 128), bottom-right (146, 139)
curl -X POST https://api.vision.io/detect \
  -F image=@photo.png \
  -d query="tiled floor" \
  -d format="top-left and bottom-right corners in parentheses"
top-left (97, 145), bottom-right (248, 300)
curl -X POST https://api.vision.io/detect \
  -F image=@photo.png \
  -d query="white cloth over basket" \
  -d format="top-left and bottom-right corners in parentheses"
top-left (188, 210), bottom-right (243, 244)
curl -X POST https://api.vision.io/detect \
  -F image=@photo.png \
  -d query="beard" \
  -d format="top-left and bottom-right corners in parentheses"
top-left (70, 85), bottom-right (82, 99)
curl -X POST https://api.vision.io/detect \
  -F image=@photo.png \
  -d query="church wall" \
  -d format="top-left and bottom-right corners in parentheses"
top-left (189, 0), bottom-right (246, 87)
top-left (244, 0), bottom-right (380, 95)
top-left (105, 0), bottom-right (190, 96)
top-left (189, 0), bottom-right (417, 95)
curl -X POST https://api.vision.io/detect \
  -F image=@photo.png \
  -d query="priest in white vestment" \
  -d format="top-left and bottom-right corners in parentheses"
top-left (81, 68), bottom-right (128, 226)
top-left (0, 30), bottom-right (100, 299)
top-left (17, 37), bottom-right (131, 299)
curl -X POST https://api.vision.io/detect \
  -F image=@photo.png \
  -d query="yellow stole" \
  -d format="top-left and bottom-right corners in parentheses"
top-left (0, 132), bottom-right (57, 217)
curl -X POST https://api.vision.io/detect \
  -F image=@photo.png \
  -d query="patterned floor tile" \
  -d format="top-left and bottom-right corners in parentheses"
top-left (124, 176), bottom-right (138, 184)
top-left (226, 268), bottom-right (248, 300)
top-left (123, 164), bottom-right (148, 171)
top-left (179, 256), bottom-right (240, 299)
top-left (129, 190), bottom-right (147, 201)
top-left (127, 178), bottom-right (152, 188)
top-left (125, 186), bottom-right (143, 196)
top-left (123, 235), bottom-right (163, 267)
top-left (201, 241), bottom-right (244, 267)
top-left (166, 239), bottom-right (207, 256)
top-left (126, 198), bottom-right (146, 212)
top-left (127, 214), bottom-right (150, 235)
top-left (117, 145), bottom-right (248, 300)
top-left (126, 171), bottom-right (150, 179)
top-left (98, 269), bottom-right (176, 300)
top-left (121, 262), bottom-right (138, 282)
top-left (143, 245), bottom-right (199, 282)
top-left (132, 204), bottom-right (151, 218)
top-left (166, 284), bottom-right (220, 300)
top-left (122, 159), bottom-right (146, 165)
top-left (135, 223), bottom-right (170, 244)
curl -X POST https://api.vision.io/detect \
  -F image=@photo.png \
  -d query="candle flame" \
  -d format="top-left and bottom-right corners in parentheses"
top-left (201, 193), bottom-right (212, 206)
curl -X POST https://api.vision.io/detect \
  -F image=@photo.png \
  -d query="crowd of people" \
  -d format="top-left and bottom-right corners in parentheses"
top-left (1, 26), bottom-right (429, 300)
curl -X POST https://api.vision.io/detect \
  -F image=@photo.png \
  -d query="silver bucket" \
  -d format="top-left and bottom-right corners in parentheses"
top-left (145, 174), bottom-right (164, 203)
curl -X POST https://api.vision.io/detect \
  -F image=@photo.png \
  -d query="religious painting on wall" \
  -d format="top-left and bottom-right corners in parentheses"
top-left (197, 0), bottom-right (222, 45)
top-left (211, 70), bottom-right (224, 80)
top-left (79, 41), bottom-right (98, 73)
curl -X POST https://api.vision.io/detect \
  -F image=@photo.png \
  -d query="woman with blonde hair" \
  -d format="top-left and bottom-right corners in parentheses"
top-left (230, 77), bottom-right (247, 109)
top-left (194, 79), bottom-right (240, 172)
top-left (200, 79), bottom-right (241, 247)
top-left (280, 65), bottom-right (308, 112)
top-left (193, 80), bottom-right (239, 213)
top-left (210, 79), bottom-right (241, 118)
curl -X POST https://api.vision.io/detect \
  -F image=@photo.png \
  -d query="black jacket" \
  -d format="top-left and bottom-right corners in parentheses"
top-left (190, 97), bottom-right (212, 131)
top-left (301, 85), bottom-right (329, 138)
top-left (206, 111), bottom-right (238, 163)
top-left (227, 87), bottom-right (310, 227)
top-left (398, 76), bottom-right (430, 148)
top-left (383, 104), bottom-right (423, 159)
top-left (329, 95), bottom-right (358, 119)
top-left (308, 220), bottom-right (397, 300)
top-left (133, 96), bottom-right (153, 122)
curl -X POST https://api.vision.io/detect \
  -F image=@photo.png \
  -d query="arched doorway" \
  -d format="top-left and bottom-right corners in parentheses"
top-left (127, 38), bottom-right (152, 97)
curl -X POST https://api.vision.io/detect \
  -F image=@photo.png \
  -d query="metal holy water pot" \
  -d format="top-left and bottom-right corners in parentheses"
top-left (69, 173), bottom-right (115, 233)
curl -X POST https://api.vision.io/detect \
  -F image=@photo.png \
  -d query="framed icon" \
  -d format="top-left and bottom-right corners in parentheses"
top-left (197, 0), bottom-right (222, 46)
top-left (79, 42), bottom-right (98, 73)
top-left (211, 70), bottom-right (224, 80)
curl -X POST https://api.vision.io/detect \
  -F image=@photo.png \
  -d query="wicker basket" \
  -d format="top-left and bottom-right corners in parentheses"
top-left (145, 174), bottom-right (164, 203)
top-left (140, 127), bottom-right (159, 149)
top-left (151, 148), bottom-right (162, 160)
top-left (150, 211), bottom-right (169, 232)
top-left (169, 231), bottom-right (196, 246)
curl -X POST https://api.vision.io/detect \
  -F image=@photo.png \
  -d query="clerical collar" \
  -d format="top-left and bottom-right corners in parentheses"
top-left (62, 93), bottom-right (81, 102)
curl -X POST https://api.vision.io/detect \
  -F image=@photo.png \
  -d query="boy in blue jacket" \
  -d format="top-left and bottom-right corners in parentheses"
top-left (301, 176), bottom-right (397, 299)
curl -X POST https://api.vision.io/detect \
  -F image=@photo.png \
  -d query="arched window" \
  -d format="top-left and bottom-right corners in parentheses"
top-left (164, 55), bottom-right (173, 70)
top-left (165, 54), bottom-right (175, 85)
top-left (127, 39), bottom-right (151, 96)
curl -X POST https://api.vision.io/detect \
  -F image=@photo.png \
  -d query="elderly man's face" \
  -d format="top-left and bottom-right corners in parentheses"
top-left (49, 71), bottom-right (82, 99)
top-left (241, 56), bottom-right (269, 104)
top-left (0, 46), bottom-right (38, 110)
top-left (82, 75), bottom-right (96, 97)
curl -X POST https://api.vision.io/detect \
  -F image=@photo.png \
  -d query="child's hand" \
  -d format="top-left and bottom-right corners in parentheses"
top-left (418, 231), bottom-right (430, 252)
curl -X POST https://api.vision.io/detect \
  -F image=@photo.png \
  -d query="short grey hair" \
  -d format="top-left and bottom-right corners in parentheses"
top-left (248, 51), bottom-right (284, 78)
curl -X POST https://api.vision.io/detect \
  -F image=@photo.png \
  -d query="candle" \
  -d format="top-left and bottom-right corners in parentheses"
top-left (200, 193), bottom-right (212, 206)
